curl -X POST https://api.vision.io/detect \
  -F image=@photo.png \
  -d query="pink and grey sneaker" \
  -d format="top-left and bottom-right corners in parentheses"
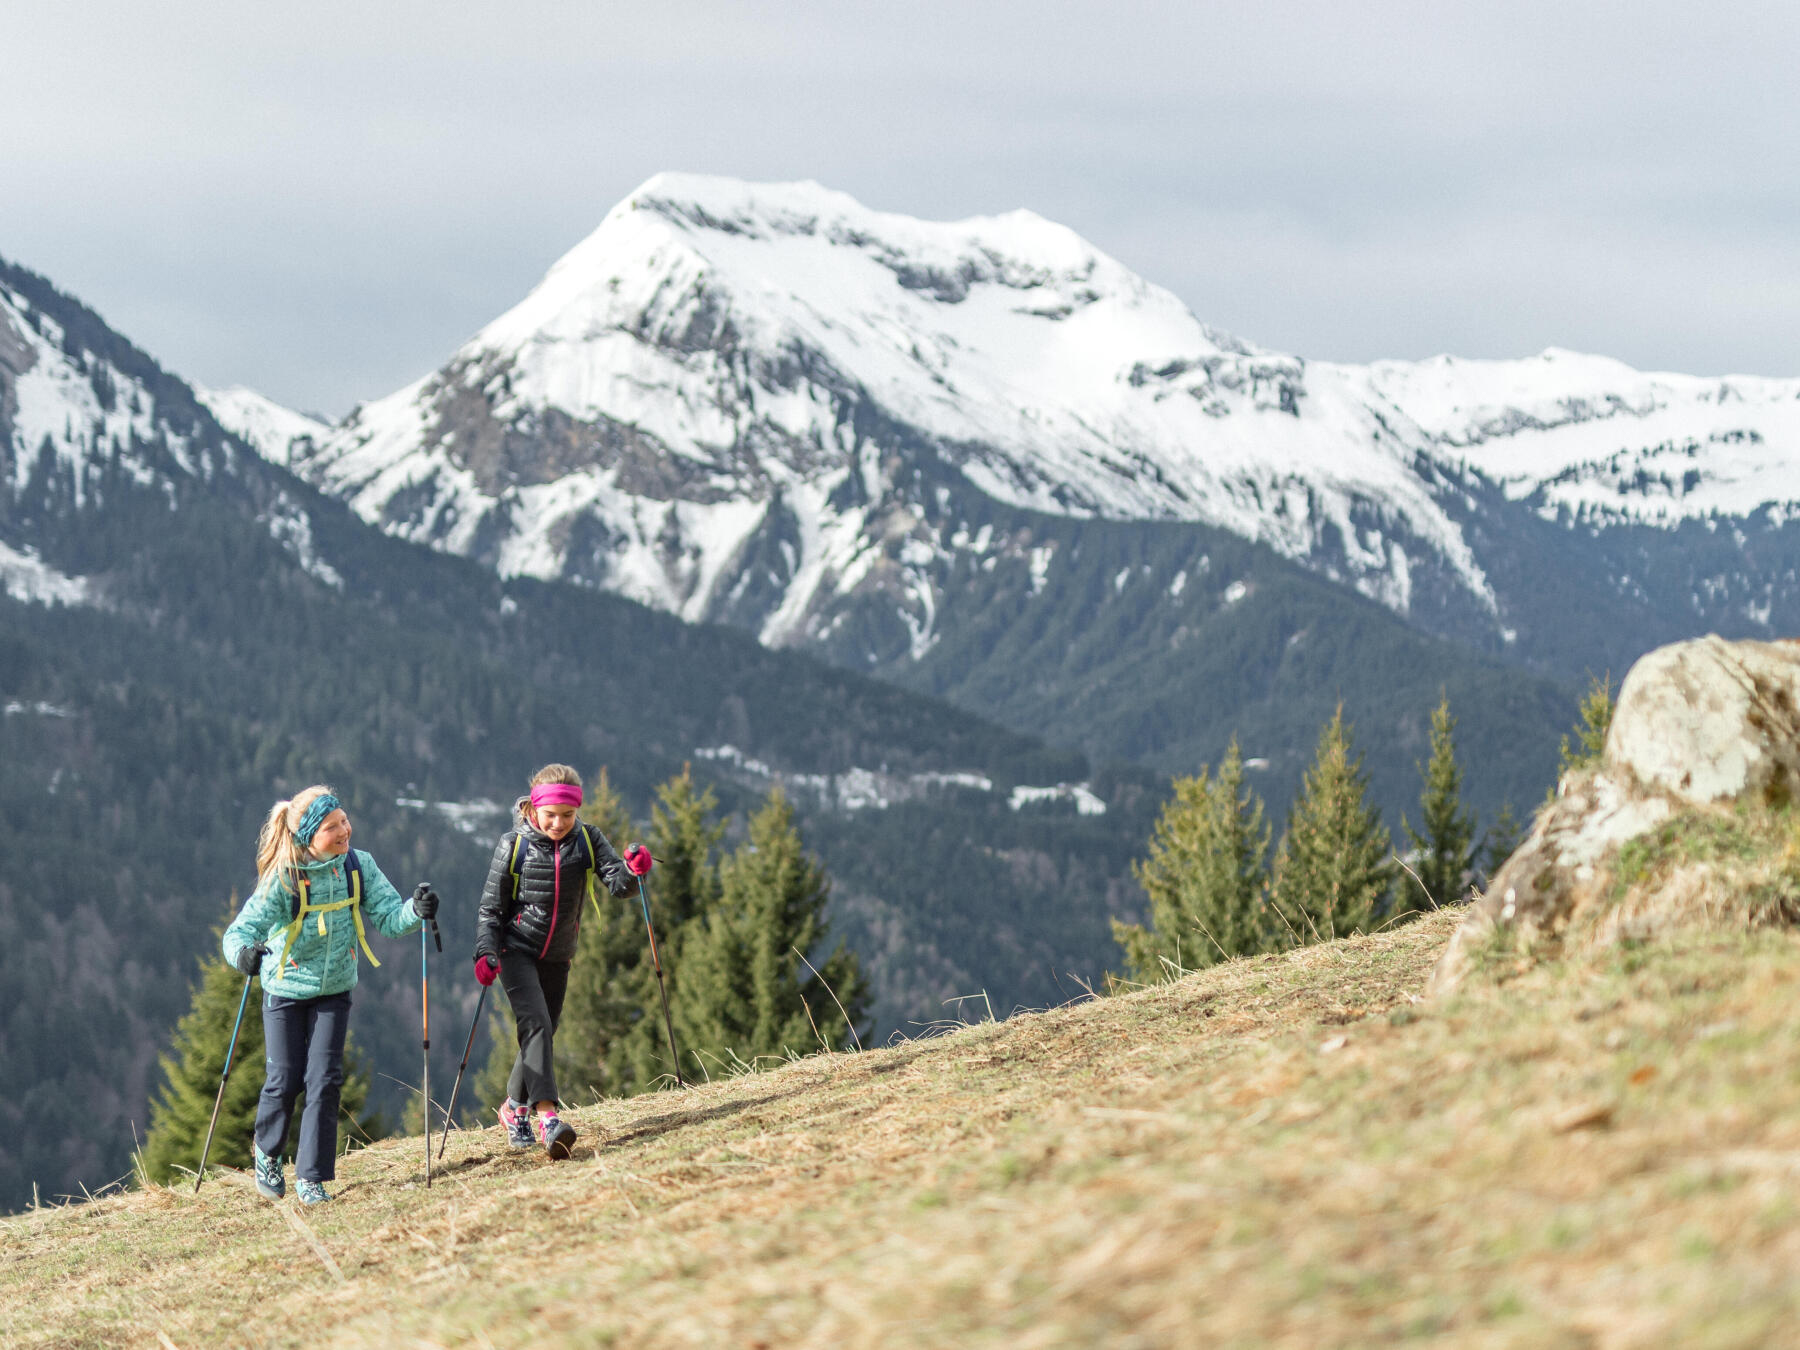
top-left (537, 1112), bottom-right (576, 1160)
top-left (498, 1098), bottom-right (535, 1151)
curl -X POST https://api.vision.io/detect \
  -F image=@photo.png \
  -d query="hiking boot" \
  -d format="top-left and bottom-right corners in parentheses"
top-left (253, 1146), bottom-right (285, 1200)
top-left (537, 1112), bottom-right (576, 1160)
top-left (295, 1179), bottom-right (332, 1206)
top-left (499, 1098), bottom-right (535, 1151)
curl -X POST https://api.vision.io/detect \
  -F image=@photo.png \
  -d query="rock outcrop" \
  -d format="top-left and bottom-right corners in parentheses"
top-left (1432, 635), bottom-right (1800, 991)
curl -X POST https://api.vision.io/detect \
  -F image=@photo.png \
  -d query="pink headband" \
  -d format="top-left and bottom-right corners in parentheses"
top-left (530, 783), bottom-right (583, 808)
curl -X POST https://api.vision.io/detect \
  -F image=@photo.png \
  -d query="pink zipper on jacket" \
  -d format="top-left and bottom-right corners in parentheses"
top-left (541, 838), bottom-right (562, 959)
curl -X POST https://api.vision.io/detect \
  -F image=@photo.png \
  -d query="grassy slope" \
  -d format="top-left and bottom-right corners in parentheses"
top-left (7, 909), bottom-right (1800, 1348)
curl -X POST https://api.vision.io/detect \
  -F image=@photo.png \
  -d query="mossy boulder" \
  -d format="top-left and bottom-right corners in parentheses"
top-left (1433, 636), bottom-right (1800, 991)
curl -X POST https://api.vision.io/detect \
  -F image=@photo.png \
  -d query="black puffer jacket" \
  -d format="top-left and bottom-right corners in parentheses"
top-left (475, 806), bottom-right (635, 965)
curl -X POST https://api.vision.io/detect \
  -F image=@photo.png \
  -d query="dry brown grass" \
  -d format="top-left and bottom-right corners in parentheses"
top-left (8, 908), bottom-right (1800, 1348)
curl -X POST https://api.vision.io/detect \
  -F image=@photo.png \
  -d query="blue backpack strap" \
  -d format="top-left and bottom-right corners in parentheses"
top-left (342, 848), bottom-right (362, 900)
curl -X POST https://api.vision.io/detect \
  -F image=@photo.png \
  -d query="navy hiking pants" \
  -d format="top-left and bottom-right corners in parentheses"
top-left (499, 954), bottom-right (570, 1108)
top-left (255, 990), bottom-right (352, 1183)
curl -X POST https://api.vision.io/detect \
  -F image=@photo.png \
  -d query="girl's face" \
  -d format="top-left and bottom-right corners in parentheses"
top-left (535, 803), bottom-right (578, 841)
top-left (308, 809), bottom-right (352, 858)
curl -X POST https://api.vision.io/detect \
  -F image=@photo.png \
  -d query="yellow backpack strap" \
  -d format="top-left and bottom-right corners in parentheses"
top-left (583, 824), bottom-right (605, 922)
top-left (272, 870), bottom-right (309, 970)
top-left (272, 859), bottom-right (381, 970)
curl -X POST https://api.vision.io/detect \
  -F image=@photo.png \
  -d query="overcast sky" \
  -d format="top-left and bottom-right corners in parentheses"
top-left (5, 2), bottom-right (1798, 417)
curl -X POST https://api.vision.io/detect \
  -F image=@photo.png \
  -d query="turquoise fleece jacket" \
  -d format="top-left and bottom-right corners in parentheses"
top-left (222, 850), bottom-right (421, 999)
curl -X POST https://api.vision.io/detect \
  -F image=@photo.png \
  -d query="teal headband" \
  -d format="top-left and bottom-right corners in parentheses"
top-left (294, 793), bottom-right (342, 846)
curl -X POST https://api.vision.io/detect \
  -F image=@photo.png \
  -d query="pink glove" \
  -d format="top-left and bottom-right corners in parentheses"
top-left (474, 955), bottom-right (500, 986)
top-left (624, 843), bottom-right (654, 876)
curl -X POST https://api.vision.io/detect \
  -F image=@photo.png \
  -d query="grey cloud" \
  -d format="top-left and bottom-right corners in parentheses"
top-left (3, 1), bottom-right (1797, 412)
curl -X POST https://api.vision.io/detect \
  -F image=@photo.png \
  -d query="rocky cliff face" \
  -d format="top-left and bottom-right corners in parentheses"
top-left (1433, 636), bottom-right (1800, 991)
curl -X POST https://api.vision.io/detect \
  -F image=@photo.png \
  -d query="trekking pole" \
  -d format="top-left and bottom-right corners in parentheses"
top-left (636, 873), bottom-right (685, 1089)
top-left (194, 970), bottom-right (256, 1194)
top-left (436, 981), bottom-right (489, 1161)
top-left (421, 918), bottom-right (440, 1187)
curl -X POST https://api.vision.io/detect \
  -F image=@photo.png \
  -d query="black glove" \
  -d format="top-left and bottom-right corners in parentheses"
top-left (234, 944), bottom-right (266, 977)
top-left (412, 883), bottom-right (439, 922)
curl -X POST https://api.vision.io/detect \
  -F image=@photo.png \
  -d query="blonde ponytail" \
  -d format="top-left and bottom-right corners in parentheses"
top-left (255, 784), bottom-right (336, 891)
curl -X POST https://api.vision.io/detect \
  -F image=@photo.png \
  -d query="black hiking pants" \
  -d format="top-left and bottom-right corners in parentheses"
top-left (256, 990), bottom-right (352, 1182)
top-left (499, 953), bottom-right (570, 1108)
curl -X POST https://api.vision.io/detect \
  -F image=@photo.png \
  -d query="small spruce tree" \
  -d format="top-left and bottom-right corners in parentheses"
top-left (556, 768), bottom-right (643, 1101)
top-left (1113, 739), bottom-right (1270, 983)
top-left (140, 944), bottom-right (265, 1184)
top-left (1557, 673), bottom-right (1616, 778)
top-left (602, 767), bottom-right (725, 1094)
top-left (676, 788), bottom-right (868, 1072)
top-left (1269, 706), bottom-right (1395, 945)
top-left (1400, 693), bottom-right (1477, 912)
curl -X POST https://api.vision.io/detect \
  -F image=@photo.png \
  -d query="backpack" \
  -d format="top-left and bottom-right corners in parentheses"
top-left (503, 824), bottom-right (618, 926)
top-left (273, 851), bottom-right (380, 971)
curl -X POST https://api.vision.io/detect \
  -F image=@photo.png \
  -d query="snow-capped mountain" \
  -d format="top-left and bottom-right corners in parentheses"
top-left (0, 258), bottom-right (353, 604)
top-left (220, 174), bottom-right (1800, 678)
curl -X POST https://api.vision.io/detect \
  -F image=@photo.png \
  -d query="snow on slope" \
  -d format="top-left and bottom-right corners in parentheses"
top-left (1356, 351), bottom-right (1800, 524)
top-left (0, 275), bottom-right (352, 595)
top-left (0, 539), bottom-right (90, 606)
top-left (246, 174), bottom-right (1799, 649)
top-left (1, 280), bottom-right (193, 508)
top-left (199, 386), bottom-right (330, 468)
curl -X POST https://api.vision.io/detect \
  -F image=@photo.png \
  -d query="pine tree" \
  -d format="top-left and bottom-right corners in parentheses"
top-left (139, 949), bottom-right (265, 1184)
top-left (676, 788), bottom-right (868, 1073)
top-left (555, 768), bottom-right (642, 1101)
top-left (1400, 694), bottom-right (1476, 912)
top-left (1557, 672), bottom-right (1616, 778)
top-left (1112, 739), bottom-right (1270, 983)
top-left (1269, 706), bottom-right (1395, 945)
top-left (601, 768), bottom-right (725, 1094)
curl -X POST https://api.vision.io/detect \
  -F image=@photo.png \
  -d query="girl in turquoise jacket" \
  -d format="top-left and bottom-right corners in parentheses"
top-left (222, 785), bottom-right (437, 1204)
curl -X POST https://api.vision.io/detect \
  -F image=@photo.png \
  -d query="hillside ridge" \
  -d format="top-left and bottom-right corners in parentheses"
top-left (12, 906), bottom-right (1800, 1346)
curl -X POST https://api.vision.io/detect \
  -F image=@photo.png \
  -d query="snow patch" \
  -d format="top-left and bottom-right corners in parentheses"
top-left (1008, 782), bottom-right (1107, 815)
top-left (0, 540), bottom-right (91, 607)
top-left (260, 494), bottom-right (344, 590)
top-left (695, 745), bottom-right (994, 813)
top-left (3, 700), bottom-right (73, 717)
top-left (395, 797), bottom-right (509, 836)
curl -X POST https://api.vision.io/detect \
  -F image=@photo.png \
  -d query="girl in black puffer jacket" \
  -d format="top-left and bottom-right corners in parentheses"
top-left (473, 764), bottom-right (652, 1157)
